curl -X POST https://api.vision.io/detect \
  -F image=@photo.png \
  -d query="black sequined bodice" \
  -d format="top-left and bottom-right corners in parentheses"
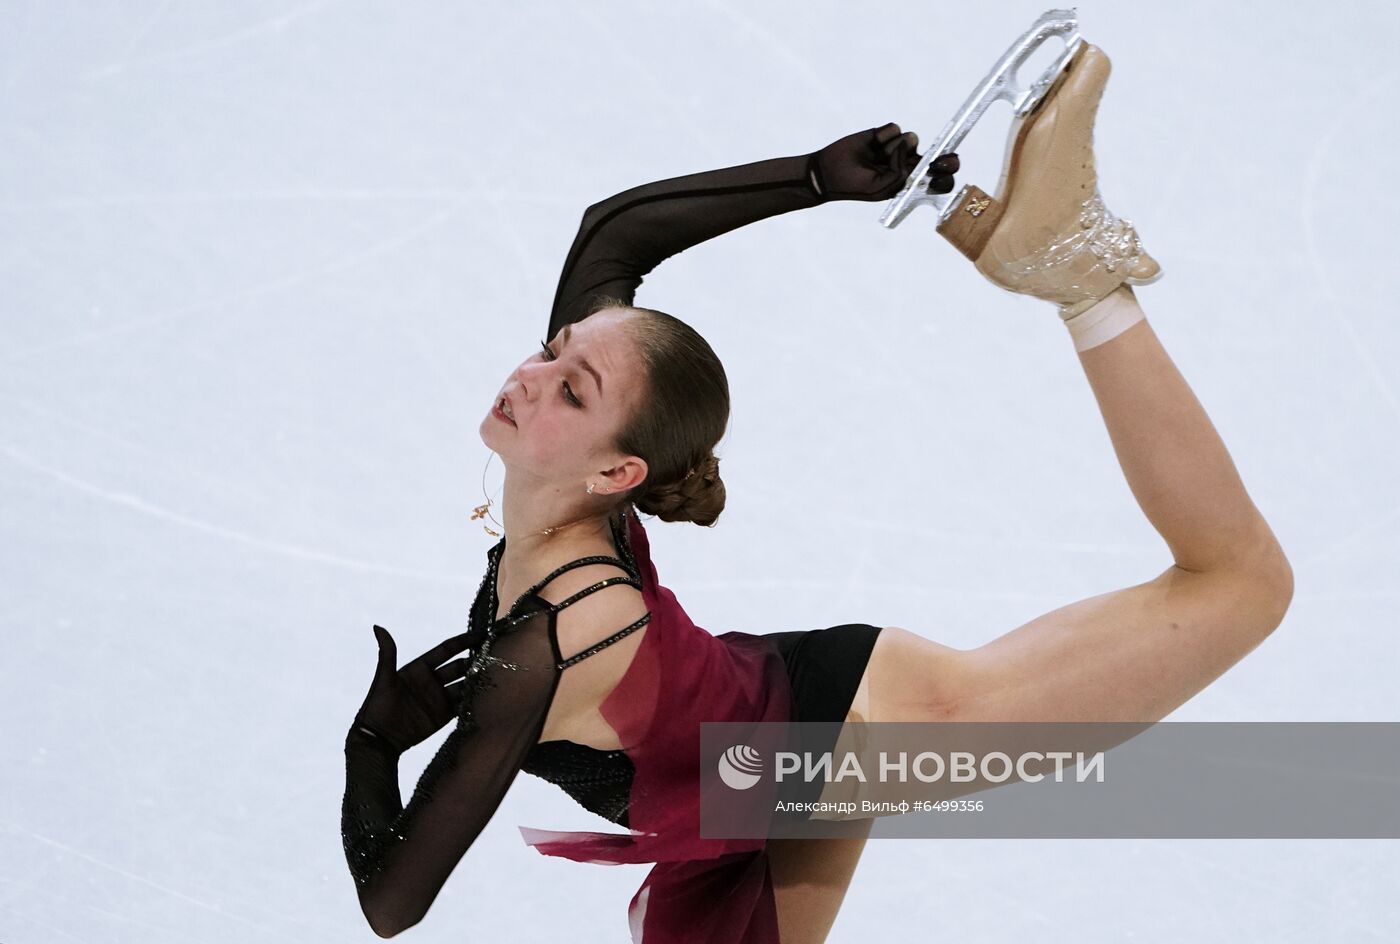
top-left (470, 512), bottom-right (642, 828)
top-left (521, 739), bottom-right (634, 827)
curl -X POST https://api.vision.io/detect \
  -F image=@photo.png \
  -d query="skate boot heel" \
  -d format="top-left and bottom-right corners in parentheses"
top-left (936, 184), bottom-right (1006, 263)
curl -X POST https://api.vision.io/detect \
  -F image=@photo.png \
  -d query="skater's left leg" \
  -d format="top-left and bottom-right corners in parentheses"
top-left (768, 819), bottom-right (874, 944)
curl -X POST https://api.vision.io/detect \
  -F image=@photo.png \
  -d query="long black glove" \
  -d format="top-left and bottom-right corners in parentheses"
top-left (340, 611), bottom-right (561, 937)
top-left (547, 123), bottom-right (959, 336)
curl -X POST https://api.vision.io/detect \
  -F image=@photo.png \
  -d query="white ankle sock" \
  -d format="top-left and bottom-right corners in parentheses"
top-left (1059, 287), bottom-right (1144, 352)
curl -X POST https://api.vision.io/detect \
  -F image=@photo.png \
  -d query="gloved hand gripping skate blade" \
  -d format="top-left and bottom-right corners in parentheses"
top-left (879, 8), bottom-right (1083, 230)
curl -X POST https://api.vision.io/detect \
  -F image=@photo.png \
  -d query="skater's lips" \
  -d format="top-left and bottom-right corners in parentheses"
top-left (494, 392), bottom-right (517, 425)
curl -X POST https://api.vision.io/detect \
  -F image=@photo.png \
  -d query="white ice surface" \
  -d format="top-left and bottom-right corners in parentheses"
top-left (2, 1), bottom-right (1398, 941)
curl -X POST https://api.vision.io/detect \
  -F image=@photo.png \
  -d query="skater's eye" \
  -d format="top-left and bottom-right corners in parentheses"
top-left (538, 339), bottom-right (584, 408)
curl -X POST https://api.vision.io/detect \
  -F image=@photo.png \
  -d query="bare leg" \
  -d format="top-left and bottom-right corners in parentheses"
top-left (768, 821), bottom-right (874, 944)
top-left (862, 286), bottom-right (1294, 725)
top-left (1072, 286), bottom-right (1289, 576)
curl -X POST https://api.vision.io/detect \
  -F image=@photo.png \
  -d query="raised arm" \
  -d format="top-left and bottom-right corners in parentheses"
top-left (341, 611), bottom-right (560, 937)
top-left (547, 123), bottom-right (959, 337)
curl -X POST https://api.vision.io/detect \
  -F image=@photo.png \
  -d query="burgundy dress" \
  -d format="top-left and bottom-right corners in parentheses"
top-left (519, 508), bottom-right (796, 942)
top-left (341, 133), bottom-right (904, 940)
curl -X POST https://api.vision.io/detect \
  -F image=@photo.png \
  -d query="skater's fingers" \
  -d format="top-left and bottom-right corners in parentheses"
top-left (434, 657), bottom-right (472, 687)
top-left (882, 130), bottom-right (917, 157)
top-left (419, 630), bottom-right (475, 669)
top-left (928, 173), bottom-right (955, 194)
top-left (885, 137), bottom-right (918, 171)
top-left (872, 122), bottom-right (902, 145)
top-left (372, 625), bottom-right (398, 681)
top-left (932, 152), bottom-right (960, 173)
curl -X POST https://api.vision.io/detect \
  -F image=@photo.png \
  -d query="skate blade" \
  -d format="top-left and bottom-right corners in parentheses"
top-left (879, 8), bottom-right (1084, 230)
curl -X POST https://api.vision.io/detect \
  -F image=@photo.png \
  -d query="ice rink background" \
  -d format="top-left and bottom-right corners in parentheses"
top-left (3, 1), bottom-right (1397, 941)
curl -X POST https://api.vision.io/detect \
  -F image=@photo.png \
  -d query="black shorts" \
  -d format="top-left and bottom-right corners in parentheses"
top-left (765, 622), bottom-right (882, 724)
top-left (764, 622), bottom-right (883, 819)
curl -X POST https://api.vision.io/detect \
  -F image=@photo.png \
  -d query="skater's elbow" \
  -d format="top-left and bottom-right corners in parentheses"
top-left (364, 910), bottom-right (419, 939)
top-left (358, 891), bottom-right (424, 939)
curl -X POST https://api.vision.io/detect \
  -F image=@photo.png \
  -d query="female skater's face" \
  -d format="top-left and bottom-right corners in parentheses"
top-left (481, 308), bottom-right (647, 488)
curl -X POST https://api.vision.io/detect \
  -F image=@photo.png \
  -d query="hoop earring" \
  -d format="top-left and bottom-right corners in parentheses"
top-left (470, 451), bottom-right (504, 538)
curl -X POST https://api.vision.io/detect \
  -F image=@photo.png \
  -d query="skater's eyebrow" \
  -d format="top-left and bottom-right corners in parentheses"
top-left (560, 323), bottom-right (603, 396)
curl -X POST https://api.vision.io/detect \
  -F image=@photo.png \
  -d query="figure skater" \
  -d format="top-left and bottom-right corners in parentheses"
top-left (341, 43), bottom-right (1292, 943)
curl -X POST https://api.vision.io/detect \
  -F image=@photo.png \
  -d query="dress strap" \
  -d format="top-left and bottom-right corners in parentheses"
top-left (538, 573), bottom-right (642, 614)
top-left (486, 521), bottom-right (647, 641)
top-left (523, 554), bottom-right (638, 602)
top-left (525, 554), bottom-right (650, 670)
top-left (557, 611), bottom-right (651, 670)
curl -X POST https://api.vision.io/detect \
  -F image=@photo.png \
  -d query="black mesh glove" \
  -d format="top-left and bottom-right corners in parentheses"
top-left (341, 610), bottom-right (560, 935)
top-left (347, 624), bottom-right (474, 755)
top-left (546, 124), bottom-right (959, 333)
top-left (807, 122), bottom-right (959, 203)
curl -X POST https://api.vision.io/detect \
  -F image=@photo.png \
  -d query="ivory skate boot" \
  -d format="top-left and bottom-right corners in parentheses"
top-left (935, 42), bottom-right (1161, 319)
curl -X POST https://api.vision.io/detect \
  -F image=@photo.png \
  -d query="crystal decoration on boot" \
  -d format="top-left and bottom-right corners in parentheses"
top-left (998, 188), bottom-right (1145, 308)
